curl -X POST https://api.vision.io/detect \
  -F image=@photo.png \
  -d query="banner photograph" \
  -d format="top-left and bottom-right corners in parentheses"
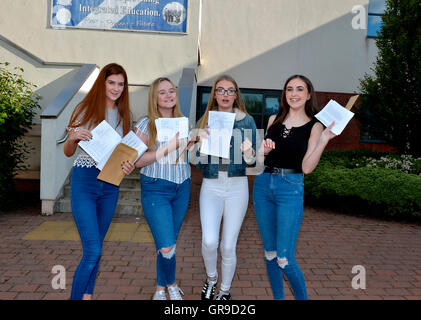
top-left (50, 0), bottom-right (188, 33)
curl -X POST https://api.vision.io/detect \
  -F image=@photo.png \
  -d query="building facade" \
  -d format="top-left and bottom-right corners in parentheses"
top-left (0, 0), bottom-right (383, 209)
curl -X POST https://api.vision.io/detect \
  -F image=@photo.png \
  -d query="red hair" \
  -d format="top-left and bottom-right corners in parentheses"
top-left (68, 63), bottom-right (131, 135)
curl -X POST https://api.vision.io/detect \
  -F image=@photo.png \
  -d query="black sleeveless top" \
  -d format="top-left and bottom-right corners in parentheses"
top-left (264, 118), bottom-right (317, 173)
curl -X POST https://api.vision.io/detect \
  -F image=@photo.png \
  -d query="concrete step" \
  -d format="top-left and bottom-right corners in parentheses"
top-left (120, 174), bottom-right (140, 188)
top-left (55, 169), bottom-right (143, 216)
top-left (63, 186), bottom-right (141, 201)
top-left (55, 199), bottom-right (143, 216)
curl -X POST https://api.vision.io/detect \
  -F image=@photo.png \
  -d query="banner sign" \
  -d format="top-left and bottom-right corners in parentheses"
top-left (51, 0), bottom-right (188, 33)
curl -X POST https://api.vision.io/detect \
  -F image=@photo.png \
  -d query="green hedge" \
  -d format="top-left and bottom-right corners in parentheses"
top-left (316, 150), bottom-right (421, 175)
top-left (304, 151), bottom-right (421, 221)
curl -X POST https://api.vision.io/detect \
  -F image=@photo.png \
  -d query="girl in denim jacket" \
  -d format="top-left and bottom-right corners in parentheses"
top-left (191, 75), bottom-right (258, 300)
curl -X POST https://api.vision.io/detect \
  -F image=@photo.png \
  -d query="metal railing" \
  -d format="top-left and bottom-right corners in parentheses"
top-left (0, 33), bottom-right (100, 215)
top-left (2, 34), bottom-right (198, 215)
top-left (40, 67), bottom-right (196, 215)
top-left (40, 65), bottom-right (99, 215)
top-left (178, 68), bottom-right (197, 128)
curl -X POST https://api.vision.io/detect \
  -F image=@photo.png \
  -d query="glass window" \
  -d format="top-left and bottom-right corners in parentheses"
top-left (196, 87), bottom-right (210, 121)
top-left (368, 0), bottom-right (386, 14)
top-left (196, 87), bottom-right (282, 129)
top-left (367, 0), bottom-right (386, 38)
top-left (242, 93), bottom-right (263, 114)
top-left (359, 108), bottom-right (387, 143)
top-left (263, 97), bottom-right (280, 129)
top-left (243, 93), bottom-right (264, 128)
top-left (265, 97), bottom-right (280, 115)
top-left (200, 93), bottom-right (210, 114)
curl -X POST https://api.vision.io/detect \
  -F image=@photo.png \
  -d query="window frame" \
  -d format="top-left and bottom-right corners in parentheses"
top-left (367, 0), bottom-right (386, 39)
top-left (196, 86), bottom-right (282, 129)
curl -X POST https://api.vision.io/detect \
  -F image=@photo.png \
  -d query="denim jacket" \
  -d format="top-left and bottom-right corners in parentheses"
top-left (192, 108), bottom-right (259, 178)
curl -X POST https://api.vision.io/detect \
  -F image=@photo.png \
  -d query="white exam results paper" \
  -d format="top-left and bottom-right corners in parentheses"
top-left (78, 120), bottom-right (148, 170)
top-left (96, 131), bottom-right (148, 170)
top-left (78, 120), bottom-right (120, 163)
top-left (200, 111), bottom-right (236, 159)
top-left (315, 100), bottom-right (355, 135)
top-left (155, 117), bottom-right (189, 142)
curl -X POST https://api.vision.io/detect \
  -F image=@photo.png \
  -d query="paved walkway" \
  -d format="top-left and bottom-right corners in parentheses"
top-left (1, 174), bottom-right (421, 300)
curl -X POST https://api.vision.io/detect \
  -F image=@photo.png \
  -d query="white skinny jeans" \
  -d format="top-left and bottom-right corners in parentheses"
top-left (200, 171), bottom-right (249, 292)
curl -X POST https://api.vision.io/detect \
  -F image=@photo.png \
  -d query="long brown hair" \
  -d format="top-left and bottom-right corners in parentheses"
top-left (146, 77), bottom-right (184, 150)
top-left (198, 75), bottom-right (247, 129)
top-left (68, 63), bottom-right (131, 135)
top-left (271, 75), bottom-right (318, 128)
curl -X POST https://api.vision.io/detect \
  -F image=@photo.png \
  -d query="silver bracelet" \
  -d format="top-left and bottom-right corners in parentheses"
top-left (67, 127), bottom-right (80, 133)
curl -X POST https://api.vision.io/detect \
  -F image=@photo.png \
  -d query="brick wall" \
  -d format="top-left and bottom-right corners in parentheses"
top-left (315, 91), bottom-right (397, 152)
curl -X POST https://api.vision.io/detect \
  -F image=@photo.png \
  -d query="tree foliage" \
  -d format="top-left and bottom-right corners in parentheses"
top-left (358, 0), bottom-right (421, 155)
top-left (0, 62), bottom-right (41, 207)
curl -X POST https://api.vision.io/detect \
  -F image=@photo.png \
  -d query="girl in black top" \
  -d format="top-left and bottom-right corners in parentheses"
top-left (252, 75), bottom-right (336, 300)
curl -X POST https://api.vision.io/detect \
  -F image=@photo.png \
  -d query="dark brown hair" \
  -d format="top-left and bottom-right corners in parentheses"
top-left (271, 75), bottom-right (318, 128)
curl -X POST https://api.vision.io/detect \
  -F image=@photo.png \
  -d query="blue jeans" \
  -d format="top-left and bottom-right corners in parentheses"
top-left (70, 166), bottom-right (119, 300)
top-left (253, 172), bottom-right (308, 300)
top-left (140, 174), bottom-right (190, 287)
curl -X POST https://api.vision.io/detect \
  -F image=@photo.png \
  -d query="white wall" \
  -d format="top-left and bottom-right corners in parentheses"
top-left (198, 0), bottom-right (378, 93)
top-left (0, 0), bottom-right (201, 113)
top-left (0, 0), bottom-right (201, 171)
top-left (1, 0), bottom-right (381, 172)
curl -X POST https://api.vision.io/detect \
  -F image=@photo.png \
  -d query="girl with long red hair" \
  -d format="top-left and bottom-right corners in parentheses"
top-left (64, 63), bottom-right (135, 300)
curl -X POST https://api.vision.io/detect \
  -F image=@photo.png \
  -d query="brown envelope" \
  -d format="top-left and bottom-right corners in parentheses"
top-left (345, 95), bottom-right (360, 111)
top-left (97, 143), bottom-right (138, 186)
top-left (175, 136), bottom-right (200, 164)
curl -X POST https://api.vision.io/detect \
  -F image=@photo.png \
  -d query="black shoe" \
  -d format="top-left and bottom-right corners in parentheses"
top-left (215, 291), bottom-right (231, 300)
top-left (201, 278), bottom-right (217, 300)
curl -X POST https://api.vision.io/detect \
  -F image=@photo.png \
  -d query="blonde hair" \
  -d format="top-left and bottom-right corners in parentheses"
top-left (198, 75), bottom-right (247, 129)
top-left (146, 77), bottom-right (184, 150)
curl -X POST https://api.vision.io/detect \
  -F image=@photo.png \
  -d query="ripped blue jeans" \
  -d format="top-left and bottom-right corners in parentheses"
top-left (140, 174), bottom-right (190, 287)
top-left (253, 172), bottom-right (308, 300)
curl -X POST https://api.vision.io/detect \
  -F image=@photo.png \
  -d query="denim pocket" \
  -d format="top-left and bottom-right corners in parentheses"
top-left (282, 173), bottom-right (304, 186)
top-left (140, 174), bottom-right (158, 184)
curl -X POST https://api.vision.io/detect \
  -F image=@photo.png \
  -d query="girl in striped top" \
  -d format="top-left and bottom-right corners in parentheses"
top-left (134, 77), bottom-right (193, 300)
